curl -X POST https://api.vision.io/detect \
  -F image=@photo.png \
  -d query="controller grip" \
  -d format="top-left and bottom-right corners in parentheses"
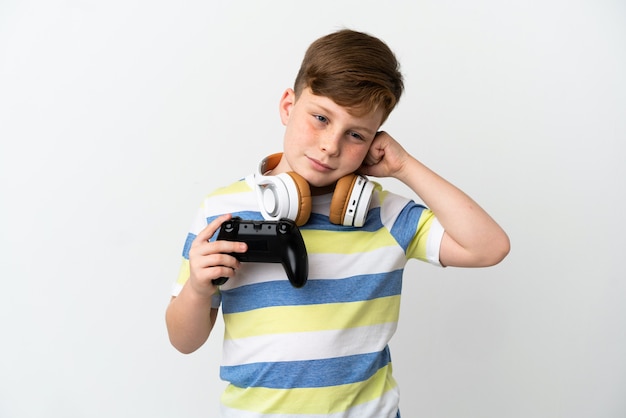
top-left (212, 277), bottom-right (229, 286)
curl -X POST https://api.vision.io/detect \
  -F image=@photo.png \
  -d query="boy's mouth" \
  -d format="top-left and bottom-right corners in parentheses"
top-left (307, 156), bottom-right (333, 172)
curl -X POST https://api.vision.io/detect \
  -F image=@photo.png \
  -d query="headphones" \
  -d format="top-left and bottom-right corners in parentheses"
top-left (253, 153), bottom-right (374, 227)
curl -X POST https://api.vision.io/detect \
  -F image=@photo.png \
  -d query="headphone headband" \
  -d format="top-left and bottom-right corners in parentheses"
top-left (259, 153), bottom-right (283, 175)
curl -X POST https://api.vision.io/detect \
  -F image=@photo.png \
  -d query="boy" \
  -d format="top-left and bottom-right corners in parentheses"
top-left (166, 29), bottom-right (509, 417)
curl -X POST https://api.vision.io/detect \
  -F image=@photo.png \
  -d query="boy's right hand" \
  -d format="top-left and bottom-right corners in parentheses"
top-left (358, 131), bottom-right (411, 180)
top-left (187, 214), bottom-right (248, 298)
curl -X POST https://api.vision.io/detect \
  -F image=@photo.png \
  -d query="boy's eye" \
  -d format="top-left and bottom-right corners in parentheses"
top-left (314, 115), bottom-right (328, 123)
top-left (349, 131), bottom-right (364, 141)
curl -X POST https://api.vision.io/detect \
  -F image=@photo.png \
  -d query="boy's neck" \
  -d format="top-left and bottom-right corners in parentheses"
top-left (310, 184), bottom-right (336, 196)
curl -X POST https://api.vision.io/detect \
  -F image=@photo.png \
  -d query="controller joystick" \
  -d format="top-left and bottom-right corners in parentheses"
top-left (212, 217), bottom-right (308, 287)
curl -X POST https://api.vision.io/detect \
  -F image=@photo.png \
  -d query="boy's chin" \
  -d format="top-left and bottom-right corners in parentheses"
top-left (305, 170), bottom-right (360, 188)
top-left (304, 173), bottom-right (342, 187)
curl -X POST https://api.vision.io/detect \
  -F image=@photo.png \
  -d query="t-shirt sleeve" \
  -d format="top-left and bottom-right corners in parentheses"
top-left (170, 206), bottom-right (223, 308)
top-left (379, 186), bottom-right (445, 267)
top-left (408, 210), bottom-right (445, 266)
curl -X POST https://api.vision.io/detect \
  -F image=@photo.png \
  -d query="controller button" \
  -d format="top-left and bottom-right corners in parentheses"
top-left (223, 222), bottom-right (235, 233)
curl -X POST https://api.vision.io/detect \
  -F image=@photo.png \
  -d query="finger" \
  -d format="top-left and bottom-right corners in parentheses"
top-left (190, 236), bottom-right (248, 263)
top-left (191, 264), bottom-right (237, 291)
top-left (363, 147), bottom-right (384, 166)
top-left (194, 213), bottom-right (232, 244)
top-left (192, 252), bottom-right (241, 275)
top-left (211, 239), bottom-right (248, 255)
top-left (190, 253), bottom-right (242, 288)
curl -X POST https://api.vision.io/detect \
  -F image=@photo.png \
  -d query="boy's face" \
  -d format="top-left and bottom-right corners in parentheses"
top-left (275, 87), bottom-right (383, 188)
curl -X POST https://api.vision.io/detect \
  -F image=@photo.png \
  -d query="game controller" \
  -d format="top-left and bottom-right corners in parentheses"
top-left (212, 217), bottom-right (308, 288)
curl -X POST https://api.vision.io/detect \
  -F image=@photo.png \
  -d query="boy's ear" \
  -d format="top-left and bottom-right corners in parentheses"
top-left (279, 88), bottom-right (296, 126)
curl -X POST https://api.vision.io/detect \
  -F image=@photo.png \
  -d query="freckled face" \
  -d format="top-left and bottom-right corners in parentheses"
top-left (273, 88), bottom-right (383, 187)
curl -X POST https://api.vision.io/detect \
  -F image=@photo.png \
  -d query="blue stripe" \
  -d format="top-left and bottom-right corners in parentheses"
top-left (182, 206), bottom-right (391, 262)
top-left (220, 346), bottom-right (391, 389)
top-left (302, 207), bottom-right (383, 232)
top-left (181, 211), bottom-right (265, 259)
top-left (389, 202), bottom-right (426, 251)
top-left (221, 269), bottom-right (403, 314)
top-left (205, 210), bottom-right (265, 225)
top-left (182, 233), bottom-right (196, 259)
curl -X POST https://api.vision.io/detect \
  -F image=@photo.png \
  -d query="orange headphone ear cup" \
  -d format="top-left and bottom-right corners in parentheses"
top-left (329, 174), bottom-right (358, 225)
top-left (286, 172), bottom-right (312, 226)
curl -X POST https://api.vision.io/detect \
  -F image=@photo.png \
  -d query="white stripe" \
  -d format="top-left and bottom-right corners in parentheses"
top-left (217, 262), bottom-right (287, 291)
top-left (221, 322), bottom-right (398, 366)
top-left (189, 206), bottom-right (210, 234)
top-left (426, 217), bottom-right (445, 266)
top-left (186, 184), bottom-right (259, 236)
top-left (219, 386), bottom-right (399, 418)
top-left (217, 245), bottom-right (407, 291)
top-left (171, 280), bottom-right (222, 307)
top-left (378, 191), bottom-right (411, 227)
top-left (170, 282), bottom-right (182, 297)
top-left (201, 189), bottom-right (256, 213)
top-left (307, 246), bottom-right (407, 280)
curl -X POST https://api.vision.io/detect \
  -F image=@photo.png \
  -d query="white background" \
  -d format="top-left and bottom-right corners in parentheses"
top-left (1, 1), bottom-right (625, 417)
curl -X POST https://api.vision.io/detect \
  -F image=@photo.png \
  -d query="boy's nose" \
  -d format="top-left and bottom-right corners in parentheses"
top-left (319, 131), bottom-right (341, 155)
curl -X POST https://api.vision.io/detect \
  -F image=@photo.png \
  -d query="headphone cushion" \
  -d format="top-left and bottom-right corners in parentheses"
top-left (329, 174), bottom-right (358, 225)
top-left (286, 172), bottom-right (312, 226)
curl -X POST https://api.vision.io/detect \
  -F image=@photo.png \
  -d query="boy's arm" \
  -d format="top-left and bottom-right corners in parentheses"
top-left (360, 132), bottom-right (510, 267)
top-left (166, 214), bottom-right (247, 353)
top-left (166, 292), bottom-right (219, 354)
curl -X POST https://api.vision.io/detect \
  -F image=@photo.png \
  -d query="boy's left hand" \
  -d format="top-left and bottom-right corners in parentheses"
top-left (358, 131), bottom-right (410, 178)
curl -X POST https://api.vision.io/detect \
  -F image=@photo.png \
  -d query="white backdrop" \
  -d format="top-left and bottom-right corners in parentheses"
top-left (1, 1), bottom-right (625, 417)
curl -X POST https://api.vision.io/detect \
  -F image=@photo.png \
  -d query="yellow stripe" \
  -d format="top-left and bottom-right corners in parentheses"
top-left (303, 228), bottom-right (396, 254)
top-left (175, 258), bottom-right (190, 287)
top-left (224, 295), bottom-right (400, 340)
top-left (206, 180), bottom-right (251, 198)
top-left (407, 209), bottom-right (435, 260)
top-left (221, 362), bottom-right (397, 414)
top-left (376, 187), bottom-right (390, 203)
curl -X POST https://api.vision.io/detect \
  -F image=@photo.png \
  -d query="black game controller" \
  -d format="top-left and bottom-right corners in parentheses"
top-left (212, 217), bottom-right (308, 288)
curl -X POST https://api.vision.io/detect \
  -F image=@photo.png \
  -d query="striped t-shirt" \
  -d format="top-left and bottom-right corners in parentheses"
top-left (172, 174), bottom-right (444, 417)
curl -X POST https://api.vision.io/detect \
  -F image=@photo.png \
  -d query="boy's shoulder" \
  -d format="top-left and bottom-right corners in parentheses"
top-left (197, 175), bottom-right (258, 217)
top-left (205, 176), bottom-right (253, 198)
